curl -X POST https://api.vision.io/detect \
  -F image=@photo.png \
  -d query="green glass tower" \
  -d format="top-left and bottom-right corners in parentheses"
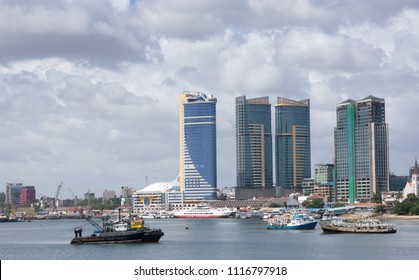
top-left (334, 96), bottom-right (389, 203)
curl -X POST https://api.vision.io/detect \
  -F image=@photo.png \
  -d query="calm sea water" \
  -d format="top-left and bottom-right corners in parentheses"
top-left (1, 218), bottom-right (418, 260)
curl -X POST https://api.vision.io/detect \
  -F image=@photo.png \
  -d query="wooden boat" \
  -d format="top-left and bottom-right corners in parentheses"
top-left (319, 217), bottom-right (396, 233)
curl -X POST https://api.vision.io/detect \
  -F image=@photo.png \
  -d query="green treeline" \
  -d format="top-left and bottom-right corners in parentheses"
top-left (394, 194), bottom-right (419, 215)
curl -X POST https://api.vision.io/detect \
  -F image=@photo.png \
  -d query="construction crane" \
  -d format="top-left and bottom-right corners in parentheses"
top-left (53, 182), bottom-right (63, 212)
top-left (68, 187), bottom-right (80, 214)
top-left (69, 188), bottom-right (78, 202)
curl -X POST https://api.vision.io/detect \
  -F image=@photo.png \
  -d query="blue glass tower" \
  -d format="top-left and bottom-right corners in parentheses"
top-left (275, 98), bottom-right (311, 192)
top-left (236, 96), bottom-right (273, 192)
top-left (179, 91), bottom-right (217, 200)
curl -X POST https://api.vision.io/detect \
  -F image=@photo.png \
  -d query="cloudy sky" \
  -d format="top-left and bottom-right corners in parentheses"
top-left (1, 0), bottom-right (419, 198)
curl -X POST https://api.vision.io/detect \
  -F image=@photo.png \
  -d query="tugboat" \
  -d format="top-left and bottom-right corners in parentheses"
top-left (70, 211), bottom-right (164, 245)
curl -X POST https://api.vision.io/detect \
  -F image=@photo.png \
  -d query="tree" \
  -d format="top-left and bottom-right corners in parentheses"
top-left (405, 193), bottom-right (418, 203)
top-left (410, 204), bottom-right (419, 215)
top-left (372, 192), bottom-right (382, 203)
top-left (374, 205), bottom-right (385, 214)
top-left (394, 200), bottom-right (414, 215)
top-left (393, 194), bottom-right (419, 215)
top-left (302, 198), bottom-right (324, 208)
top-left (218, 193), bottom-right (227, 200)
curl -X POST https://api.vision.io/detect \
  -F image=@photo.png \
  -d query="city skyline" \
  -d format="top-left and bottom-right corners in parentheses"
top-left (1, 1), bottom-right (419, 197)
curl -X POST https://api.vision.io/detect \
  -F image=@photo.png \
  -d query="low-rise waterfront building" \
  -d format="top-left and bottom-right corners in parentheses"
top-left (120, 186), bottom-right (136, 207)
top-left (6, 183), bottom-right (36, 206)
top-left (314, 164), bottom-right (334, 184)
top-left (315, 182), bottom-right (335, 201)
top-left (302, 178), bottom-right (316, 195)
top-left (132, 176), bottom-right (183, 213)
top-left (103, 190), bottom-right (116, 201)
top-left (381, 191), bottom-right (401, 206)
top-left (84, 191), bottom-right (95, 201)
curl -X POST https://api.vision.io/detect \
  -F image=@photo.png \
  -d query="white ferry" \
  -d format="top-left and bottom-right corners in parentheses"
top-left (172, 204), bottom-right (233, 218)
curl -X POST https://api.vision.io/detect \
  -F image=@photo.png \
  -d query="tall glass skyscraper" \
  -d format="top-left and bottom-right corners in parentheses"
top-left (179, 91), bottom-right (217, 200)
top-left (334, 96), bottom-right (389, 203)
top-left (275, 97), bottom-right (311, 192)
top-left (235, 96), bottom-right (273, 196)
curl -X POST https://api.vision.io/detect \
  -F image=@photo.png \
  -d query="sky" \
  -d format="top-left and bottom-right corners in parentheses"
top-left (1, 0), bottom-right (419, 199)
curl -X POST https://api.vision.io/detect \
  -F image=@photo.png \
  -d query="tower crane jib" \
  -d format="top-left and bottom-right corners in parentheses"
top-left (54, 182), bottom-right (63, 210)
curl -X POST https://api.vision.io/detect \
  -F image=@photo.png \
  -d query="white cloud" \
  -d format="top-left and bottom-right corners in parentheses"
top-left (218, 31), bottom-right (282, 93)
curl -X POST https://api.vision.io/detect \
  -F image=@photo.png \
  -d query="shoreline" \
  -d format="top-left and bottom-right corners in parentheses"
top-left (380, 214), bottom-right (419, 221)
top-left (339, 213), bottom-right (419, 221)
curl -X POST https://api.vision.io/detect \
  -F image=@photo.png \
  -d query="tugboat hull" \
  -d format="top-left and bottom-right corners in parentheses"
top-left (70, 229), bottom-right (164, 245)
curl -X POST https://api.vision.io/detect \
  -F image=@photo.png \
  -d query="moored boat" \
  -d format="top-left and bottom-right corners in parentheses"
top-left (319, 217), bottom-right (397, 234)
top-left (266, 213), bottom-right (318, 230)
top-left (0, 215), bottom-right (19, 223)
top-left (159, 211), bottom-right (174, 219)
top-left (172, 204), bottom-right (232, 218)
top-left (140, 212), bottom-right (158, 219)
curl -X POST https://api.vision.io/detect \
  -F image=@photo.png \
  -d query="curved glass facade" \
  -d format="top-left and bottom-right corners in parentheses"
top-left (180, 92), bottom-right (217, 200)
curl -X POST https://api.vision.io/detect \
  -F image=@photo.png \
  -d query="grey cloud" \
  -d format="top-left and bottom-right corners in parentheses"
top-left (328, 69), bottom-right (419, 98)
top-left (0, 0), bottom-right (151, 67)
top-left (317, 0), bottom-right (419, 25)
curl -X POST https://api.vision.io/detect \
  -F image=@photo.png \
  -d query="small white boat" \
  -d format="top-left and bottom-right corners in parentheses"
top-left (159, 211), bottom-right (174, 219)
top-left (141, 212), bottom-right (158, 219)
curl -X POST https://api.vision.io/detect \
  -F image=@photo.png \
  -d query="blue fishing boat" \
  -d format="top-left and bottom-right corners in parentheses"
top-left (266, 213), bottom-right (317, 230)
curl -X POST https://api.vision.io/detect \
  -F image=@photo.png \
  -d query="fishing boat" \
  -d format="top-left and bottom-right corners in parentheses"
top-left (319, 217), bottom-right (397, 234)
top-left (266, 213), bottom-right (318, 230)
top-left (70, 214), bottom-right (164, 245)
top-left (172, 203), bottom-right (232, 218)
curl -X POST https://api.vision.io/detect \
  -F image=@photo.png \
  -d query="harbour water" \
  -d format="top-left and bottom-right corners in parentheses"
top-left (1, 218), bottom-right (419, 260)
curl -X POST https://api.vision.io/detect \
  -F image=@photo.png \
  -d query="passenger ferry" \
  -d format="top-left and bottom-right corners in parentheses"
top-left (172, 204), bottom-right (233, 218)
top-left (319, 217), bottom-right (397, 233)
